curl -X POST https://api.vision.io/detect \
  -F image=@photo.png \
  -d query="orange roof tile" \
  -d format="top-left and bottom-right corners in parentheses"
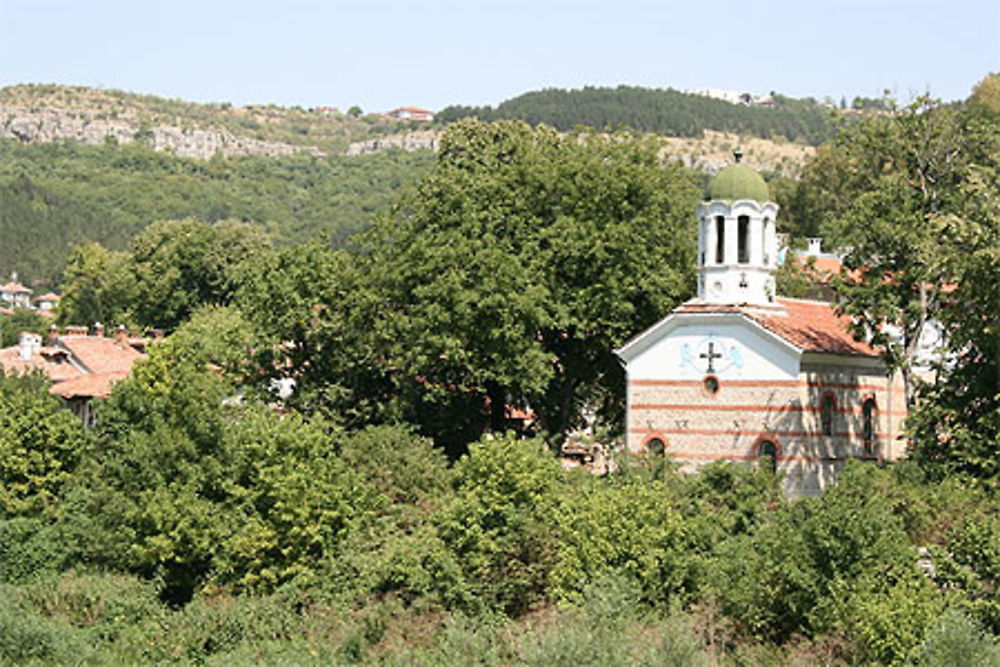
top-left (0, 282), bottom-right (31, 294)
top-left (0, 347), bottom-right (83, 383)
top-left (676, 298), bottom-right (878, 357)
top-left (56, 335), bottom-right (143, 374)
top-left (754, 298), bottom-right (878, 356)
top-left (50, 370), bottom-right (129, 399)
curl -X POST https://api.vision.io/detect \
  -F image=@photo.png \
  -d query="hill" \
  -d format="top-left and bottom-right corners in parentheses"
top-left (0, 84), bottom-right (422, 158)
top-left (0, 83), bottom-right (823, 286)
top-left (0, 138), bottom-right (434, 285)
top-left (437, 85), bottom-right (838, 145)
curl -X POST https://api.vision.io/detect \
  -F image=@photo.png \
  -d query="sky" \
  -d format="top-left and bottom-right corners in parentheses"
top-left (1, 0), bottom-right (997, 113)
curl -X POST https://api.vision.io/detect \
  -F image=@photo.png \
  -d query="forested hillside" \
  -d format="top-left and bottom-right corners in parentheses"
top-left (0, 139), bottom-right (434, 284)
top-left (437, 85), bottom-right (838, 144)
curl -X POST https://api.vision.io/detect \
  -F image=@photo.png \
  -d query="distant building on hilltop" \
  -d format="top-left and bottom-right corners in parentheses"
top-left (384, 106), bottom-right (435, 122)
top-left (0, 273), bottom-right (31, 309)
top-left (33, 292), bottom-right (61, 313)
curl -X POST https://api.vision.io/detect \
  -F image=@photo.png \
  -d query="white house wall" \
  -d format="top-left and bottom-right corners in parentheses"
top-left (626, 318), bottom-right (800, 382)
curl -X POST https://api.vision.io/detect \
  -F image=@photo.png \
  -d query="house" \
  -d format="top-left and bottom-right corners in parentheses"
top-left (0, 274), bottom-right (31, 309)
top-left (615, 154), bottom-right (905, 496)
top-left (33, 292), bottom-right (61, 312)
top-left (0, 324), bottom-right (146, 425)
top-left (384, 106), bottom-right (435, 122)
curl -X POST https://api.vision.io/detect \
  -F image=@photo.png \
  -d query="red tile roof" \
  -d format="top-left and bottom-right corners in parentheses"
top-left (0, 347), bottom-right (83, 383)
top-left (50, 370), bottom-right (129, 399)
top-left (756, 298), bottom-right (878, 356)
top-left (55, 335), bottom-right (143, 374)
top-left (0, 282), bottom-right (31, 294)
top-left (676, 298), bottom-right (879, 357)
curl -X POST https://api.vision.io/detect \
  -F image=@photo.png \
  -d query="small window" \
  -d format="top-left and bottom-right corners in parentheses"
top-left (737, 215), bottom-right (750, 264)
top-left (703, 375), bottom-right (720, 395)
top-left (758, 440), bottom-right (777, 473)
top-left (646, 438), bottom-right (665, 457)
top-left (762, 218), bottom-right (770, 266)
top-left (820, 393), bottom-right (836, 436)
top-left (715, 216), bottom-right (725, 264)
top-left (863, 399), bottom-right (876, 454)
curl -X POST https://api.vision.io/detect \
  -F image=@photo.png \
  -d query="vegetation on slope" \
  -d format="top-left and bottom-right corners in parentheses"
top-left (437, 85), bottom-right (839, 145)
top-left (0, 138), bottom-right (434, 284)
top-left (0, 83), bottom-right (418, 154)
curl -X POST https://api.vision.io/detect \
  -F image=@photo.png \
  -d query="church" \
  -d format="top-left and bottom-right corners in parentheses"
top-left (615, 154), bottom-right (906, 495)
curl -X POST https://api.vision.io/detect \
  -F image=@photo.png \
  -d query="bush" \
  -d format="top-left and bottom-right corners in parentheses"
top-left (915, 608), bottom-right (1000, 666)
top-left (436, 435), bottom-right (565, 616)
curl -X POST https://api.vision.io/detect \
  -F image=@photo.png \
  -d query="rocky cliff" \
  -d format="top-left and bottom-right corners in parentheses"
top-left (346, 131), bottom-right (439, 156)
top-left (0, 105), bottom-right (324, 159)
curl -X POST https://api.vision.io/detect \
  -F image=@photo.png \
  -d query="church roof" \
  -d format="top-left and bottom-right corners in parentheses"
top-left (673, 298), bottom-right (879, 356)
top-left (706, 162), bottom-right (770, 202)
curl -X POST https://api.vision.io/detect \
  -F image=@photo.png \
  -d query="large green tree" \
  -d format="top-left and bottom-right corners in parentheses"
top-left (359, 120), bottom-right (699, 445)
top-left (239, 120), bottom-right (699, 449)
top-left (797, 99), bottom-right (1000, 401)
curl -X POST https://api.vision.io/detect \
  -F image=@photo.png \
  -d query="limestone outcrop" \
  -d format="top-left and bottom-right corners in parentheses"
top-left (346, 131), bottom-right (439, 156)
top-left (0, 105), bottom-right (323, 159)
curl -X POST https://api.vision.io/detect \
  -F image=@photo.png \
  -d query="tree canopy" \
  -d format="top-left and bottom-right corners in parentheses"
top-left (437, 85), bottom-right (837, 145)
top-left (238, 119), bottom-right (700, 451)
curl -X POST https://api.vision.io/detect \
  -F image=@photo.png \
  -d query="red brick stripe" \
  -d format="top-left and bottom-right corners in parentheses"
top-left (630, 402), bottom-right (907, 417)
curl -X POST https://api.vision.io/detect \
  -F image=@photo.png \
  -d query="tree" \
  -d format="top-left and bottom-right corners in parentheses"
top-left (0, 310), bottom-right (48, 348)
top-left (908, 152), bottom-right (1000, 481)
top-left (80, 322), bottom-right (380, 603)
top-left (969, 73), bottom-right (1000, 115)
top-left (58, 242), bottom-right (136, 328)
top-left (358, 119), bottom-right (699, 445)
top-left (0, 372), bottom-right (87, 517)
top-left (799, 99), bottom-right (998, 402)
top-left (129, 218), bottom-right (272, 331)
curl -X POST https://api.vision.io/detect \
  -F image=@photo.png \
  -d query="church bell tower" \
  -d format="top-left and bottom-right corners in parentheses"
top-left (695, 152), bottom-right (780, 306)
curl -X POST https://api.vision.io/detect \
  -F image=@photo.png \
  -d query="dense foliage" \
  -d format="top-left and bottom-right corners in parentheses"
top-left (1, 87), bottom-right (999, 663)
top-left (0, 138), bottom-right (433, 283)
top-left (3, 361), bottom-right (1000, 665)
top-left (437, 85), bottom-right (837, 145)
top-left (235, 120), bottom-right (700, 453)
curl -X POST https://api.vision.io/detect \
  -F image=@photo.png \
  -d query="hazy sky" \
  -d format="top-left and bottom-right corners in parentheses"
top-left (1, 0), bottom-right (997, 112)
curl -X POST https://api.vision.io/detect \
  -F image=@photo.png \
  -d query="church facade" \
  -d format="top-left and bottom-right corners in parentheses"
top-left (616, 156), bottom-right (905, 495)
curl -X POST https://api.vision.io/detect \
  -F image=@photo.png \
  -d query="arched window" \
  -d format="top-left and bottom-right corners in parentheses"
top-left (737, 215), bottom-right (750, 264)
top-left (862, 398), bottom-right (876, 455)
top-left (758, 440), bottom-right (777, 473)
top-left (646, 438), bottom-right (666, 457)
top-left (715, 216), bottom-right (725, 264)
top-left (820, 393), bottom-right (836, 437)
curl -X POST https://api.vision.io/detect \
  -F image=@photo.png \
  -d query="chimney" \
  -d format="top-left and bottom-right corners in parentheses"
top-left (115, 324), bottom-right (129, 346)
top-left (93, 322), bottom-right (105, 338)
top-left (807, 237), bottom-right (823, 256)
top-left (48, 324), bottom-right (59, 344)
top-left (65, 325), bottom-right (88, 336)
top-left (18, 332), bottom-right (41, 361)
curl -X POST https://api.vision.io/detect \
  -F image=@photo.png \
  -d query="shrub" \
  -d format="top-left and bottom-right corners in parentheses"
top-left (436, 435), bottom-right (565, 616)
top-left (915, 608), bottom-right (1000, 667)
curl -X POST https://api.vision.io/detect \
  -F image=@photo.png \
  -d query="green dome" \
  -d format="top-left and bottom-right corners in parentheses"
top-left (706, 163), bottom-right (770, 202)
